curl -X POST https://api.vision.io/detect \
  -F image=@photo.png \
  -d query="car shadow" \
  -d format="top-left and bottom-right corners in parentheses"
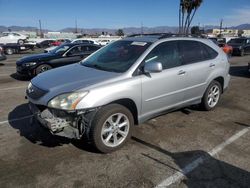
top-left (8, 103), bottom-right (97, 153)
top-left (132, 136), bottom-right (250, 187)
top-left (230, 65), bottom-right (250, 78)
top-left (10, 73), bottom-right (31, 81)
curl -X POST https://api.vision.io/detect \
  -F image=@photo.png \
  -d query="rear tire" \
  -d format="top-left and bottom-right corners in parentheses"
top-left (200, 80), bottom-right (222, 111)
top-left (89, 104), bottom-right (134, 153)
top-left (35, 64), bottom-right (52, 75)
top-left (5, 48), bottom-right (14, 55)
top-left (18, 39), bottom-right (24, 45)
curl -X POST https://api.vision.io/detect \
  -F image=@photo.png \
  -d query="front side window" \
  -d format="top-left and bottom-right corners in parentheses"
top-left (67, 46), bottom-right (82, 55)
top-left (144, 41), bottom-right (181, 70)
top-left (81, 40), bottom-right (151, 73)
top-left (50, 44), bottom-right (71, 54)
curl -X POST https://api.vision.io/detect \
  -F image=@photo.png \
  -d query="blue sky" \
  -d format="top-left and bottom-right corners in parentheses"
top-left (0, 0), bottom-right (249, 30)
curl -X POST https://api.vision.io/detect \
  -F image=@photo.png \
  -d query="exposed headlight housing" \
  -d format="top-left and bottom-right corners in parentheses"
top-left (23, 62), bottom-right (37, 67)
top-left (48, 92), bottom-right (88, 110)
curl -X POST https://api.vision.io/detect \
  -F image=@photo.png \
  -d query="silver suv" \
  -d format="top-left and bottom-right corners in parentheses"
top-left (27, 34), bottom-right (230, 153)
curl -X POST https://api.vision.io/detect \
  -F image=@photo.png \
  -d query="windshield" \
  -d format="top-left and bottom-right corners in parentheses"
top-left (50, 44), bottom-right (71, 54)
top-left (81, 40), bottom-right (151, 73)
top-left (228, 38), bottom-right (246, 44)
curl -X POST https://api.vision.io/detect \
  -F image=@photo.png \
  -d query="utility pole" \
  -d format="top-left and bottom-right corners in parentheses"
top-left (75, 19), bottom-right (78, 33)
top-left (141, 22), bottom-right (144, 35)
top-left (39, 20), bottom-right (43, 38)
top-left (219, 19), bottom-right (223, 36)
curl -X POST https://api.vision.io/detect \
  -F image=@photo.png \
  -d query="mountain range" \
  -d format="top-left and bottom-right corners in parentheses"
top-left (1, 24), bottom-right (250, 35)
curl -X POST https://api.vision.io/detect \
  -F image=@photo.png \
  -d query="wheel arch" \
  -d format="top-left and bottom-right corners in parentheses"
top-left (214, 76), bottom-right (224, 93)
top-left (108, 98), bottom-right (139, 125)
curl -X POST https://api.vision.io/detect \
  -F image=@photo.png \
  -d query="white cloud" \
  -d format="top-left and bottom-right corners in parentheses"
top-left (224, 7), bottom-right (250, 26)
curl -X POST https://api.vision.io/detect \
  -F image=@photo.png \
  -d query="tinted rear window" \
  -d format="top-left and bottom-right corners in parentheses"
top-left (179, 40), bottom-right (218, 65)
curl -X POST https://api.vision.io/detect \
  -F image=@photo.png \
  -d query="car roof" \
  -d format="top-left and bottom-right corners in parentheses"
top-left (122, 34), bottom-right (211, 44)
top-left (62, 43), bottom-right (99, 47)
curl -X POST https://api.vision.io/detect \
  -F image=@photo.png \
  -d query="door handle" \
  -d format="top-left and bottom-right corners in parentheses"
top-left (209, 63), bottom-right (215, 67)
top-left (178, 70), bottom-right (186, 75)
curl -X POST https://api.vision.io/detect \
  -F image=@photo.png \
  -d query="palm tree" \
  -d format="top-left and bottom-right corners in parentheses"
top-left (179, 0), bottom-right (203, 35)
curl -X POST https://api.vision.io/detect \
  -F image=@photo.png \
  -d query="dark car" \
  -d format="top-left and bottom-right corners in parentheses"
top-left (227, 37), bottom-right (250, 56)
top-left (36, 40), bottom-right (55, 48)
top-left (16, 43), bottom-right (100, 77)
top-left (0, 46), bottom-right (6, 61)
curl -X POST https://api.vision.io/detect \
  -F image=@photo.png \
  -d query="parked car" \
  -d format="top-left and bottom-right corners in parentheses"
top-left (0, 46), bottom-right (6, 61)
top-left (209, 37), bottom-right (233, 57)
top-left (71, 39), bottom-right (99, 45)
top-left (16, 43), bottom-right (100, 76)
top-left (218, 43), bottom-right (233, 57)
top-left (44, 39), bottom-right (100, 53)
top-left (227, 37), bottom-right (250, 56)
top-left (36, 40), bottom-right (55, 48)
top-left (248, 62), bottom-right (250, 73)
top-left (0, 32), bottom-right (28, 45)
top-left (98, 39), bottom-right (111, 46)
top-left (44, 39), bottom-right (71, 53)
top-left (26, 34), bottom-right (230, 153)
top-left (51, 39), bottom-right (71, 46)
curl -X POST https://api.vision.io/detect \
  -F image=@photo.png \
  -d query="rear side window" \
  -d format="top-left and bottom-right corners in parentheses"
top-left (88, 46), bottom-right (100, 51)
top-left (179, 40), bottom-right (218, 65)
top-left (201, 43), bottom-right (218, 60)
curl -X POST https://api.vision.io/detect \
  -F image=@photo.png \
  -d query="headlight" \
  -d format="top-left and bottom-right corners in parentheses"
top-left (23, 62), bottom-right (37, 67)
top-left (48, 92), bottom-right (88, 110)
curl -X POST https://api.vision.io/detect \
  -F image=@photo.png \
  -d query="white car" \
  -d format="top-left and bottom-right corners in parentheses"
top-left (0, 32), bottom-right (28, 45)
top-left (98, 39), bottom-right (110, 46)
top-left (71, 38), bottom-right (99, 45)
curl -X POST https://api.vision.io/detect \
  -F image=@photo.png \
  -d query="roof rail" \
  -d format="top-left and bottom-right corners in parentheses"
top-left (127, 33), bottom-right (206, 39)
top-left (127, 33), bottom-right (175, 38)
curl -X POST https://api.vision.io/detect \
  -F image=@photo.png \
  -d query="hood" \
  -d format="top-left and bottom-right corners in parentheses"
top-left (17, 53), bottom-right (58, 64)
top-left (31, 63), bottom-right (121, 96)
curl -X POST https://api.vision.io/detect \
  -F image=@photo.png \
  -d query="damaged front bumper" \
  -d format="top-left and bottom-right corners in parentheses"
top-left (29, 102), bottom-right (96, 139)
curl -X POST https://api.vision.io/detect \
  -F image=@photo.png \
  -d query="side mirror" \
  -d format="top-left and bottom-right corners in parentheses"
top-left (144, 61), bottom-right (163, 73)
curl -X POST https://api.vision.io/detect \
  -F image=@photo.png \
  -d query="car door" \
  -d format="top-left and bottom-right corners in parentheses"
top-left (50, 46), bottom-right (84, 67)
top-left (140, 41), bottom-right (187, 118)
top-left (177, 40), bottom-right (218, 102)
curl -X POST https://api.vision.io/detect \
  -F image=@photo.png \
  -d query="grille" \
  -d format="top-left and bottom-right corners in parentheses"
top-left (26, 84), bottom-right (48, 100)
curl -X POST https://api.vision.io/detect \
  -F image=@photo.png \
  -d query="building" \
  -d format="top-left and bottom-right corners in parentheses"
top-left (211, 29), bottom-right (250, 37)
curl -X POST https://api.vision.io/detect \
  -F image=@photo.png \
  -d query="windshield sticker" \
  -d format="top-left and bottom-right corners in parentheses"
top-left (131, 42), bottom-right (147, 46)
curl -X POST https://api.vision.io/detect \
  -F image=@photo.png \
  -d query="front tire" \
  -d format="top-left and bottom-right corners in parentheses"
top-left (89, 104), bottom-right (134, 153)
top-left (200, 80), bottom-right (222, 111)
top-left (35, 64), bottom-right (52, 75)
